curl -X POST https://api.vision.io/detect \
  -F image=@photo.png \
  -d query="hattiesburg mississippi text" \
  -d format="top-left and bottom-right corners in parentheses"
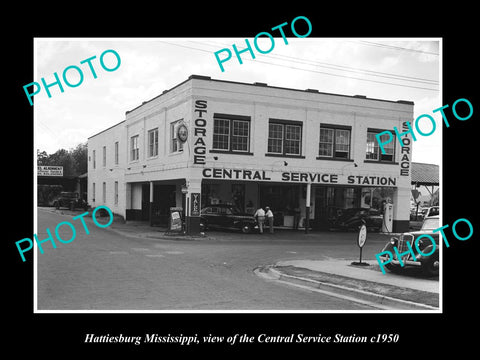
top-left (84, 333), bottom-right (399, 345)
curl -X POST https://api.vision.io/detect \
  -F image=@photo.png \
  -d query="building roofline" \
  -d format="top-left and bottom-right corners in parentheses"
top-left (88, 120), bottom-right (126, 140)
top-left (125, 74), bottom-right (415, 115)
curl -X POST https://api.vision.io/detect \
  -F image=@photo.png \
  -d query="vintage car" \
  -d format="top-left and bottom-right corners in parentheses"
top-left (52, 192), bottom-right (88, 210)
top-left (199, 204), bottom-right (257, 233)
top-left (378, 215), bottom-right (439, 276)
top-left (331, 207), bottom-right (383, 232)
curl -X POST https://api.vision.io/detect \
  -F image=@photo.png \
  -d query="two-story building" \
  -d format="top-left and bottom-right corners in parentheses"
top-left (88, 75), bottom-right (414, 234)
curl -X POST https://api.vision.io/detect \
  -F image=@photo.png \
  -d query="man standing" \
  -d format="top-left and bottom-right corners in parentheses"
top-left (254, 206), bottom-right (265, 234)
top-left (265, 206), bottom-right (274, 234)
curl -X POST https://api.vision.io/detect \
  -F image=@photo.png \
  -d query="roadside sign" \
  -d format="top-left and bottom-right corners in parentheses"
top-left (169, 207), bottom-right (183, 232)
top-left (38, 165), bottom-right (63, 176)
top-left (352, 223), bottom-right (369, 266)
top-left (358, 224), bottom-right (367, 248)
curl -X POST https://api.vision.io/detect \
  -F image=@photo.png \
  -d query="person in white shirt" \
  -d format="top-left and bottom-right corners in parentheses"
top-left (254, 207), bottom-right (265, 234)
top-left (265, 206), bottom-right (274, 234)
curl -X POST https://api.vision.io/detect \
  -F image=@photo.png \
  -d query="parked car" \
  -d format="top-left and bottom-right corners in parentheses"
top-left (200, 204), bottom-right (257, 233)
top-left (422, 206), bottom-right (439, 218)
top-left (52, 192), bottom-right (88, 210)
top-left (378, 215), bottom-right (439, 276)
top-left (331, 207), bottom-right (383, 232)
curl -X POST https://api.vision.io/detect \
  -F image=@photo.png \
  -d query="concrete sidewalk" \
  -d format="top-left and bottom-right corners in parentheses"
top-left (259, 259), bottom-right (440, 310)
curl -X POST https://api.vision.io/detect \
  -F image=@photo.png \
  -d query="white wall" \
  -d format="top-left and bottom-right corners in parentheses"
top-left (87, 121), bottom-right (126, 218)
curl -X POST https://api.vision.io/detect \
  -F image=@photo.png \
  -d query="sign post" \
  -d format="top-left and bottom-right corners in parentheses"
top-left (351, 223), bottom-right (369, 266)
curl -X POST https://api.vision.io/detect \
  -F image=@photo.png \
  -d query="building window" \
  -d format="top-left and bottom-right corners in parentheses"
top-left (148, 128), bottom-right (159, 157)
top-left (267, 123), bottom-right (283, 154)
top-left (213, 118), bottom-right (230, 150)
top-left (92, 182), bottom-right (95, 202)
top-left (366, 130), bottom-right (395, 162)
top-left (114, 141), bottom-right (119, 165)
top-left (114, 181), bottom-right (118, 205)
top-left (170, 120), bottom-right (184, 153)
top-left (267, 120), bottom-right (302, 156)
top-left (102, 182), bottom-right (106, 203)
top-left (102, 146), bottom-right (106, 167)
top-left (318, 125), bottom-right (351, 159)
top-left (92, 150), bottom-right (96, 169)
top-left (211, 114), bottom-right (251, 153)
top-left (130, 135), bottom-right (139, 161)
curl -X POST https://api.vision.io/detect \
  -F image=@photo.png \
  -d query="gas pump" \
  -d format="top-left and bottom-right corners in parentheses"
top-left (382, 199), bottom-right (393, 233)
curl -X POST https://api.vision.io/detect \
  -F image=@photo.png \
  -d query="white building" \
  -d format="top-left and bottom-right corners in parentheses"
top-left (87, 75), bottom-right (414, 233)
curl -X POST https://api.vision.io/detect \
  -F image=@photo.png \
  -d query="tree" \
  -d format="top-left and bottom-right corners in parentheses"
top-left (71, 143), bottom-right (88, 175)
top-left (37, 150), bottom-right (48, 165)
top-left (37, 142), bottom-right (88, 177)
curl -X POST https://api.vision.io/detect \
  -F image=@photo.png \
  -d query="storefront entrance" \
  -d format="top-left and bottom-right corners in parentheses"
top-left (314, 185), bottom-right (396, 229)
top-left (151, 184), bottom-right (177, 226)
top-left (258, 184), bottom-right (301, 227)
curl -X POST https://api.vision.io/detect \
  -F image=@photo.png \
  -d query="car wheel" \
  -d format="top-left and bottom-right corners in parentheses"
top-left (241, 223), bottom-right (253, 234)
top-left (421, 253), bottom-right (439, 277)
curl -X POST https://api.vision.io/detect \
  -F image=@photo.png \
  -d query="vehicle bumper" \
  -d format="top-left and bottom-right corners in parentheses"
top-left (379, 256), bottom-right (422, 267)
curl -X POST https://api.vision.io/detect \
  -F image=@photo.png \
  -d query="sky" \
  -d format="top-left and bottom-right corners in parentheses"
top-left (34, 37), bottom-right (441, 165)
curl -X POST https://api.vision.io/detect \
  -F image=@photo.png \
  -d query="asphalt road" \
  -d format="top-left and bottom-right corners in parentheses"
top-left (36, 208), bottom-right (392, 311)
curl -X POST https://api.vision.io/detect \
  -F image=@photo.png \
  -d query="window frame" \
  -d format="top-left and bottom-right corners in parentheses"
top-left (365, 128), bottom-right (397, 164)
top-left (114, 141), bottom-right (119, 165)
top-left (210, 113), bottom-right (252, 155)
top-left (317, 124), bottom-right (352, 161)
top-left (148, 128), bottom-right (159, 158)
top-left (266, 119), bottom-right (304, 158)
top-left (102, 146), bottom-right (106, 167)
top-left (130, 135), bottom-right (139, 161)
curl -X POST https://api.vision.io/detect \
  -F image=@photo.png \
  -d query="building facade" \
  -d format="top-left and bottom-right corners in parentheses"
top-left (87, 75), bottom-right (414, 233)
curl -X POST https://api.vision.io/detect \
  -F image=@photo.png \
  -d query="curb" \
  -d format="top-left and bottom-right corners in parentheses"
top-left (258, 265), bottom-right (439, 311)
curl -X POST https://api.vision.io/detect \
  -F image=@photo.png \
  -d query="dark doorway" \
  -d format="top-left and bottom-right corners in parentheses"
top-left (151, 184), bottom-right (177, 226)
top-left (141, 183), bottom-right (150, 221)
top-left (258, 184), bottom-right (300, 226)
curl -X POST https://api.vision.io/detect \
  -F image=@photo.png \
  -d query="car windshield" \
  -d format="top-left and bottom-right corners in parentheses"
top-left (422, 218), bottom-right (439, 231)
top-left (229, 207), bottom-right (242, 214)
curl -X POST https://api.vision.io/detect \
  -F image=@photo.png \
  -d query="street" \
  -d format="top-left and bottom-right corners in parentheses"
top-left (37, 208), bottom-right (395, 311)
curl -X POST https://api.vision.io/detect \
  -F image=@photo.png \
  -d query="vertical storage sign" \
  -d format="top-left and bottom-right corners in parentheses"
top-left (399, 121), bottom-right (411, 176)
top-left (193, 100), bottom-right (208, 164)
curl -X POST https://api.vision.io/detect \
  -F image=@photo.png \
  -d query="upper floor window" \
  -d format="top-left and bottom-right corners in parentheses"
top-left (366, 129), bottom-right (395, 162)
top-left (211, 114), bottom-right (251, 153)
top-left (318, 125), bottom-right (351, 160)
top-left (267, 119), bottom-right (302, 157)
top-left (92, 150), bottom-right (96, 169)
top-left (130, 135), bottom-right (139, 161)
top-left (148, 128), bottom-right (159, 157)
top-left (114, 141), bottom-right (119, 165)
top-left (102, 146), bottom-right (106, 167)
